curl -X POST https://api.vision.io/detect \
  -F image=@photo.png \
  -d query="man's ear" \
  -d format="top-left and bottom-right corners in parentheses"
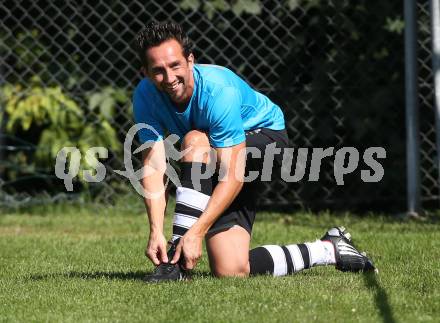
top-left (140, 66), bottom-right (147, 77)
top-left (187, 53), bottom-right (195, 69)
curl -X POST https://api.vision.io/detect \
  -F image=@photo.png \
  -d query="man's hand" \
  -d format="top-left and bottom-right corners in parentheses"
top-left (171, 229), bottom-right (203, 270)
top-left (145, 232), bottom-right (168, 266)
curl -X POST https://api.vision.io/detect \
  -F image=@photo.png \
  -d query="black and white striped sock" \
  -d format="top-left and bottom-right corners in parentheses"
top-left (249, 240), bottom-right (335, 276)
top-left (171, 162), bottom-right (212, 243)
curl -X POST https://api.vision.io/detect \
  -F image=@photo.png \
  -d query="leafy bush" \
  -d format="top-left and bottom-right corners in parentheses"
top-left (1, 78), bottom-right (126, 185)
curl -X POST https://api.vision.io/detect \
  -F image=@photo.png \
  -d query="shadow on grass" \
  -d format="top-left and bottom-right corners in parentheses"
top-left (29, 271), bottom-right (147, 281)
top-left (363, 272), bottom-right (396, 323)
top-left (30, 270), bottom-right (213, 281)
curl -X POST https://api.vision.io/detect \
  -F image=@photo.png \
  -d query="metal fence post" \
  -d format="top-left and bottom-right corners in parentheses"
top-left (430, 0), bottom-right (440, 204)
top-left (405, 0), bottom-right (421, 215)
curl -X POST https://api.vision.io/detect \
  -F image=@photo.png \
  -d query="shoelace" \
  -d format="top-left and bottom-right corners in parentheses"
top-left (153, 262), bottom-right (176, 275)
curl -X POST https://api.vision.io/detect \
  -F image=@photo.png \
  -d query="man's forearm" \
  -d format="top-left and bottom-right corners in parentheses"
top-left (143, 196), bottom-right (166, 234)
top-left (141, 143), bottom-right (168, 235)
top-left (142, 172), bottom-right (167, 234)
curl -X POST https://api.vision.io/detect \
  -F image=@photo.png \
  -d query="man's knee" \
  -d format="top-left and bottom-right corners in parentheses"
top-left (181, 130), bottom-right (211, 163)
top-left (211, 262), bottom-right (250, 278)
top-left (181, 130), bottom-right (209, 150)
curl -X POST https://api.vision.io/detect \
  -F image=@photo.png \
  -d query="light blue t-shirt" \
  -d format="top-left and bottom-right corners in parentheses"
top-left (132, 64), bottom-right (285, 148)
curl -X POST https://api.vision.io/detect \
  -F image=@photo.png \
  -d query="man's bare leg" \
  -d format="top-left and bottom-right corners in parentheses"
top-left (206, 226), bottom-right (376, 278)
top-left (206, 225), bottom-right (337, 278)
top-left (206, 225), bottom-right (251, 277)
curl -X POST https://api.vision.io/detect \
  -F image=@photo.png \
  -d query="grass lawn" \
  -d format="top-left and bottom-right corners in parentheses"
top-left (0, 201), bottom-right (439, 322)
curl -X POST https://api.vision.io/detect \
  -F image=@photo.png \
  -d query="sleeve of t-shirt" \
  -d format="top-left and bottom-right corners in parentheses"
top-left (132, 82), bottom-right (164, 143)
top-left (206, 86), bottom-right (245, 148)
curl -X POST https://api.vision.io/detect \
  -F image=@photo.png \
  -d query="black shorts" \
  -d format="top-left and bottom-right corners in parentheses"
top-left (207, 128), bottom-right (289, 235)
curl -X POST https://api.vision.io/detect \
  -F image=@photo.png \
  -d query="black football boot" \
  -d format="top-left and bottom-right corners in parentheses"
top-left (144, 241), bottom-right (187, 282)
top-left (321, 226), bottom-right (377, 273)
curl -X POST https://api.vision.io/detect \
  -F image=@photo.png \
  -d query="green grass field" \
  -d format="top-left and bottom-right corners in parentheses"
top-left (1, 202), bottom-right (439, 323)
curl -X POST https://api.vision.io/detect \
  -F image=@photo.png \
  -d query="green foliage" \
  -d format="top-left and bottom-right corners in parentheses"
top-left (180, 0), bottom-right (262, 18)
top-left (87, 86), bottom-right (128, 121)
top-left (384, 16), bottom-right (405, 34)
top-left (3, 78), bottom-right (82, 133)
top-left (286, 0), bottom-right (321, 11)
top-left (10, 29), bottom-right (49, 76)
top-left (179, 0), bottom-right (322, 18)
top-left (1, 79), bottom-right (127, 182)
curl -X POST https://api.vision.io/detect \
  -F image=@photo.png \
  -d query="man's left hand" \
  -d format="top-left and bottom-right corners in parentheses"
top-left (171, 229), bottom-right (204, 270)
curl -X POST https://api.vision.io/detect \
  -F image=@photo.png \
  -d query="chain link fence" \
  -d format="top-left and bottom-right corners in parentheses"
top-left (0, 0), bottom-right (437, 211)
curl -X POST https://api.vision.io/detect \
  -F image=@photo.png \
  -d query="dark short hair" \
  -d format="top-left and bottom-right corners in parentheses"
top-left (135, 21), bottom-right (194, 68)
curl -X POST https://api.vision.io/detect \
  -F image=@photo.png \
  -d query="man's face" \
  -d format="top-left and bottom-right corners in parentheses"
top-left (145, 39), bottom-right (194, 105)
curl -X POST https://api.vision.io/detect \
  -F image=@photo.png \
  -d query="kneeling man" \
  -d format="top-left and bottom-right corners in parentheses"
top-left (133, 21), bottom-right (375, 282)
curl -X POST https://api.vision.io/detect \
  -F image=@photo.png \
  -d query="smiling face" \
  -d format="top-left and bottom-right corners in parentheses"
top-left (145, 39), bottom-right (195, 106)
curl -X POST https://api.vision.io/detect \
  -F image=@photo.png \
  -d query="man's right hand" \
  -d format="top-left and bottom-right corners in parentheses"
top-left (145, 232), bottom-right (169, 266)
